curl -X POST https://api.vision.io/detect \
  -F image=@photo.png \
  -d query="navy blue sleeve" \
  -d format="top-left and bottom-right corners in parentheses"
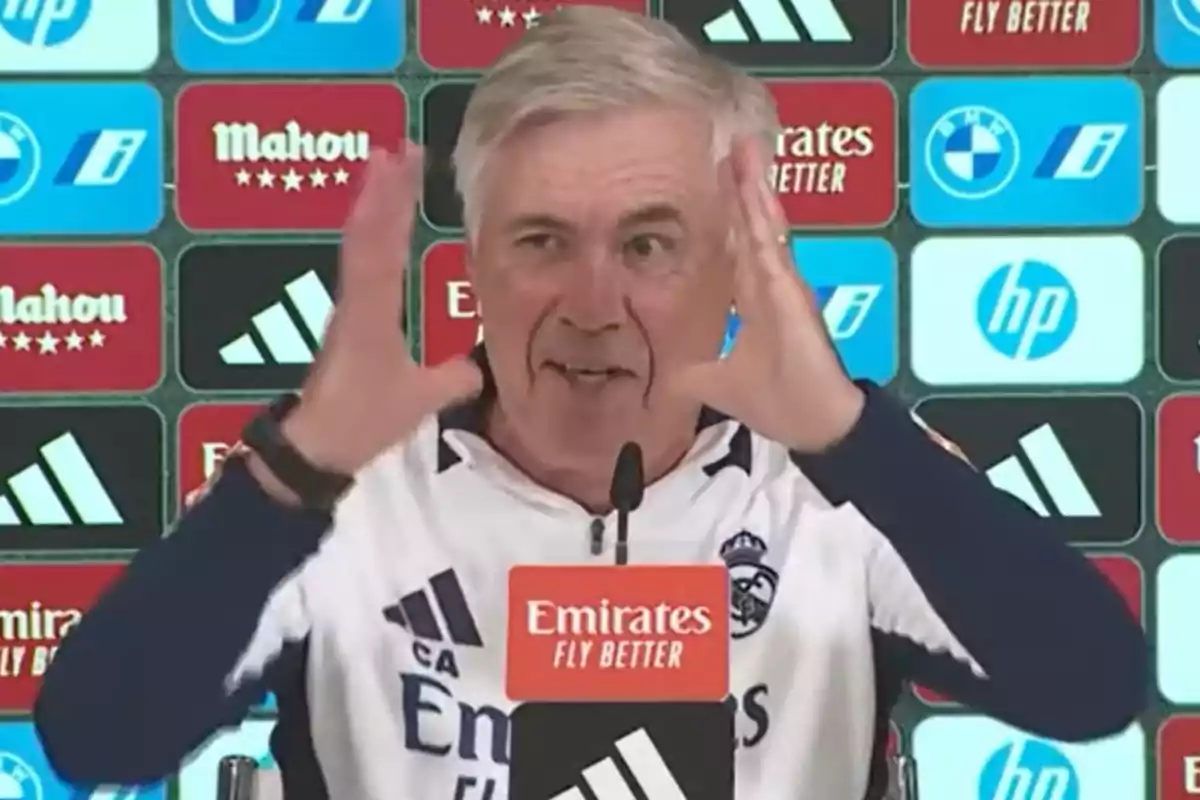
top-left (33, 458), bottom-right (331, 785)
top-left (791, 382), bottom-right (1147, 742)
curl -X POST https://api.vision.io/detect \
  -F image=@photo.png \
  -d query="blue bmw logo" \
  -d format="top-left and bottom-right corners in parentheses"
top-left (0, 751), bottom-right (42, 800)
top-left (924, 105), bottom-right (1019, 201)
top-left (187, 0), bottom-right (282, 45)
top-left (0, 112), bottom-right (40, 207)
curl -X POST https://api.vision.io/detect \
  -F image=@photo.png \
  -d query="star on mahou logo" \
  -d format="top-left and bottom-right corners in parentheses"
top-left (418, 0), bottom-right (648, 69)
top-left (175, 83), bottom-right (408, 231)
top-left (472, 3), bottom-right (549, 28)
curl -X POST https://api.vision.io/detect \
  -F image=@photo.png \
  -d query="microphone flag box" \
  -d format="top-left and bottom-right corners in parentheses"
top-left (505, 564), bottom-right (729, 702)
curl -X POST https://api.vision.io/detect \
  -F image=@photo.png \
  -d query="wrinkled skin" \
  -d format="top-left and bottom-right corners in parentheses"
top-left (469, 105), bottom-right (737, 507)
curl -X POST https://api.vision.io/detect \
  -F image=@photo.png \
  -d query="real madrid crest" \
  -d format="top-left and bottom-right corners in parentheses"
top-left (719, 531), bottom-right (778, 639)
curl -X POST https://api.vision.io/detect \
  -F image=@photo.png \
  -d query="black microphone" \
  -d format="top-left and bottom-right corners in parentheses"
top-left (609, 442), bottom-right (644, 566)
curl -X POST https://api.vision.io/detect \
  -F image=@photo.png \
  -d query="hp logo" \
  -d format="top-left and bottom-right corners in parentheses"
top-left (978, 739), bottom-right (1079, 800)
top-left (976, 260), bottom-right (1077, 361)
top-left (0, 0), bottom-right (91, 47)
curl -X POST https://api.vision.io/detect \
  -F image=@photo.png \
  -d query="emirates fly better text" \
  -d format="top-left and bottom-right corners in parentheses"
top-left (524, 598), bottom-right (714, 670)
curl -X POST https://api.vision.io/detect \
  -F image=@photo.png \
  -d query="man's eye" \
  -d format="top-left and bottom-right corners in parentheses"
top-left (517, 233), bottom-right (560, 250)
top-left (625, 234), bottom-right (672, 259)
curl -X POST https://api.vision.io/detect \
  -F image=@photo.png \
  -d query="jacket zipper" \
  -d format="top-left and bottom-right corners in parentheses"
top-left (589, 517), bottom-right (605, 556)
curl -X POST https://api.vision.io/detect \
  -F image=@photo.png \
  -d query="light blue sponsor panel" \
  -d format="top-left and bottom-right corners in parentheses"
top-left (1156, 0), bottom-right (1200, 66)
top-left (0, 82), bottom-right (162, 234)
top-left (0, 0), bottom-right (158, 72)
top-left (910, 236), bottom-right (1143, 387)
top-left (910, 77), bottom-right (1143, 228)
top-left (0, 720), bottom-right (165, 798)
top-left (724, 237), bottom-right (898, 384)
top-left (173, 0), bottom-right (402, 73)
top-left (913, 715), bottom-right (1144, 800)
top-left (1157, 78), bottom-right (1200, 224)
top-left (1156, 554), bottom-right (1200, 703)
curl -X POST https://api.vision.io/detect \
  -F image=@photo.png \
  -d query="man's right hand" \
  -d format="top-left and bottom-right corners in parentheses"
top-left (265, 144), bottom-right (483, 484)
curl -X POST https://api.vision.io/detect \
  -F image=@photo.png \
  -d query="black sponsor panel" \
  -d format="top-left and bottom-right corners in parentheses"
top-left (177, 244), bottom-right (339, 392)
top-left (913, 395), bottom-right (1143, 545)
top-left (422, 82), bottom-right (475, 231)
top-left (661, 0), bottom-right (894, 70)
top-left (511, 701), bottom-right (734, 799)
top-left (0, 405), bottom-right (164, 551)
top-left (1159, 236), bottom-right (1200, 381)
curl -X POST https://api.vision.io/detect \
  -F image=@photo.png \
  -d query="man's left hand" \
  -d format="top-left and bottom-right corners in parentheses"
top-left (671, 136), bottom-right (866, 454)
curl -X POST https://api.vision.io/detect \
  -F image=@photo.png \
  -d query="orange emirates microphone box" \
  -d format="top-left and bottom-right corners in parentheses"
top-left (505, 565), bottom-right (729, 702)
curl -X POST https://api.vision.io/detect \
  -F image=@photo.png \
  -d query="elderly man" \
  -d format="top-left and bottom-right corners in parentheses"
top-left (35, 7), bottom-right (1144, 800)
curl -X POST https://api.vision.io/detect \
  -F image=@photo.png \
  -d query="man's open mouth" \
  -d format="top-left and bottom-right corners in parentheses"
top-left (544, 361), bottom-right (636, 383)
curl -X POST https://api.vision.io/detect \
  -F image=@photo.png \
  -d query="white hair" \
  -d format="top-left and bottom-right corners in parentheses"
top-left (451, 5), bottom-right (781, 238)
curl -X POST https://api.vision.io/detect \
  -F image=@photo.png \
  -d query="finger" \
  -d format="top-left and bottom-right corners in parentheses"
top-left (338, 144), bottom-right (424, 325)
top-left (416, 356), bottom-right (485, 413)
top-left (746, 138), bottom-right (790, 234)
top-left (718, 153), bottom-right (764, 307)
top-left (732, 139), bottom-right (792, 282)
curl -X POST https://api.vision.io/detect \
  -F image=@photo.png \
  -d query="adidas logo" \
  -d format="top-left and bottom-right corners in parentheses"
top-left (985, 423), bottom-right (1100, 518)
top-left (220, 270), bottom-right (333, 366)
top-left (703, 0), bottom-right (852, 43)
top-left (382, 568), bottom-right (483, 647)
top-left (0, 432), bottom-right (122, 526)
top-left (551, 728), bottom-right (687, 800)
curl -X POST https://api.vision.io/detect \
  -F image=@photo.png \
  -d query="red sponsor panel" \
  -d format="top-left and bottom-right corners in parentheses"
top-left (908, 0), bottom-right (1140, 68)
top-left (419, 0), bottom-right (649, 70)
top-left (1158, 395), bottom-right (1200, 543)
top-left (421, 242), bottom-right (479, 366)
top-left (1159, 716), bottom-right (1200, 800)
top-left (0, 563), bottom-right (125, 711)
top-left (1090, 554), bottom-right (1143, 623)
top-left (0, 245), bottom-right (163, 393)
top-left (175, 83), bottom-right (407, 231)
top-left (914, 553), bottom-right (1141, 706)
top-left (506, 565), bottom-right (729, 702)
top-left (768, 80), bottom-right (896, 228)
top-left (177, 403), bottom-right (265, 504)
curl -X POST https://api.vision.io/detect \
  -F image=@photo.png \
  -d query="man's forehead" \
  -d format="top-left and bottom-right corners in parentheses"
top-left (482, 110), bottom-right (719, 229)
top-left (490, 106), bottom-right (714, 180)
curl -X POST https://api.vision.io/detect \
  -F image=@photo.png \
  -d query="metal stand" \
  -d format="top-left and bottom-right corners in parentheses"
top-left (216, 755), bottom-right (258, 800)
top-left (886, 755), bottom-right (919, 800)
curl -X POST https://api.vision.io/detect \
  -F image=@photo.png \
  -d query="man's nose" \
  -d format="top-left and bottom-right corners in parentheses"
top-left (556, 254), bottom-right (626, 333)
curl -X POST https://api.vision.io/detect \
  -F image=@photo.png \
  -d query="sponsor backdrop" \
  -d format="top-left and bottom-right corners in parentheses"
top-left (0, 0), bottom-right (1194, 797)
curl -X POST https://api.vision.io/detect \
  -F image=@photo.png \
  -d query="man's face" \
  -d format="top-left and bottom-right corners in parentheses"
top-left (468, 105), bottom-right (734, 468)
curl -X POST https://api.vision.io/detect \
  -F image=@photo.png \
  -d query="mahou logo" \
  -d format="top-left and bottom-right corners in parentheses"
top-left (0, 245), bottom-right (163, 392)
top-left (175, 82), bottom-right (408, 231)
top-left (177, 403), bottom-right (264, 506)
top-left (0, 564), bottom-right (124, 711)
top-left (507, 565), bottom-right (729, 702)
top-left (421, 242), bottom-right (480, 365)
top-left (768, 80), bottom-right (896, 227)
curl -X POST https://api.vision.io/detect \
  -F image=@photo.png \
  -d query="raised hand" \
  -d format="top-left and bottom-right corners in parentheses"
top-left (280, 145), bottom-right (483, 475)
top-left (669, 137), bottom-right (865, 453)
